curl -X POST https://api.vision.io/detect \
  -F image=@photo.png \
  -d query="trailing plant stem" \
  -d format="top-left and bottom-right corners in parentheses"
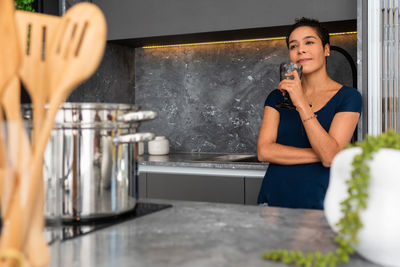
top-left (263, 130), bottom-right (400, 267)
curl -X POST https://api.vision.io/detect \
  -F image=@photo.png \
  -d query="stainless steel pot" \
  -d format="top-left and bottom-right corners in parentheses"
top-left (22, 103), bottom-right (156, 222)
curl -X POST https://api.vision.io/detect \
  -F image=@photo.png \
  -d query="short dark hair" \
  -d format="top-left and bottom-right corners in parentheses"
top-left (285, 17), bottom-right (330, 48)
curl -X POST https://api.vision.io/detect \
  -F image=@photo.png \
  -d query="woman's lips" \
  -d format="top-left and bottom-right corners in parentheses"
top-left (297, 58), bottom-right (311, 63)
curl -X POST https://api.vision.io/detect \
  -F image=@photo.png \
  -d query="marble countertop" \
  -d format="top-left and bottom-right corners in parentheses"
top-left (52, 199), bottom-right (379, 267)
top-left (138, 153), bottom-right (269, 170)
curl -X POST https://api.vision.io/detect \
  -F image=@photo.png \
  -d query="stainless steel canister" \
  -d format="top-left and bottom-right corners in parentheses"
top-left (22, 103), bottom-right (156, 222)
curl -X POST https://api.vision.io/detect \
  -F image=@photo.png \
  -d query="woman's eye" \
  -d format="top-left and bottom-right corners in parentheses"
top-left (306, 41), bottom-right (314, 45)
top-left (289, 45), bottom-right (297, 50)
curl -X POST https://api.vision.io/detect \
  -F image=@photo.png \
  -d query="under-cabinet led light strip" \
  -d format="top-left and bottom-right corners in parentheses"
top-left (142, 31), bottom-right (357, 49)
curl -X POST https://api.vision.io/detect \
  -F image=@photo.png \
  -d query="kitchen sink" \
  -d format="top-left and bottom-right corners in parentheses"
top-left (231, 155), bottom-right (260, 163)
top-left (188, 154), bottom-right (261, 163)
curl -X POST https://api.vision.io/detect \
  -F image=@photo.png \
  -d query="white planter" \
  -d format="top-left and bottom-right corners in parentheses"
top-left (325, 147), bottom-right (400, 267)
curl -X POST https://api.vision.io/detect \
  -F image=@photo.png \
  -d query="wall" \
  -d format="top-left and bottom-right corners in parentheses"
top-left (135, 34), bottom-right (357, 154)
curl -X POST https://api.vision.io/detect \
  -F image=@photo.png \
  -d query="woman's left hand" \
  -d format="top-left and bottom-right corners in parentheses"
top-left (278, 70), bottom-right (308, 109)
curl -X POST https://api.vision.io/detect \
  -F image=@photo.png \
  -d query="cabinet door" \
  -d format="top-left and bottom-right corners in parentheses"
top-left (138, 172), bottom-right (147, 198)
top-left (146, 173), bottom-right (244, 204)
top-left (93, 0), bottom-right (356, 42)
top-left (244, 177), bottom-right (263, 205)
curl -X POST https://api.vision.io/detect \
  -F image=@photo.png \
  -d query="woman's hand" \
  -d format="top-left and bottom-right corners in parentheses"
top-left (278, 70), bottom-right (308, 109)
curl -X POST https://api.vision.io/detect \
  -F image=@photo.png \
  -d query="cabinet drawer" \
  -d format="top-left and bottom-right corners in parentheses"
top-left (147, 173), bottom-right (244, 204)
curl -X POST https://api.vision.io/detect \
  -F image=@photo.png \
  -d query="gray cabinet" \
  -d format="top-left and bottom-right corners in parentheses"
top-left (138, 172), bottom-right (147, 199)
top-left (145, 173), bottom-right (244, 204)
top-left (93, 0), bottom-right (356, 42)
top-left (244, 178), bottom-right (263, 205)
top-left (139, 172), bottom-right (263, 205)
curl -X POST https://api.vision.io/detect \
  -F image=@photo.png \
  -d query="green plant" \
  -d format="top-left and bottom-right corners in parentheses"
top-left (262, 130), bottom-right (400, 267)
top-left (15, 0), bottom-right (35, 12)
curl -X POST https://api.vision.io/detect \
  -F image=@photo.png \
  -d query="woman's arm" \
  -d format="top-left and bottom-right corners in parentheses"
top-left (257, 106), bottom-right (320, 164)
top-left (279, 71), bottom-right (361, 167)
top-left (297, 105), bottom-right (360, 167)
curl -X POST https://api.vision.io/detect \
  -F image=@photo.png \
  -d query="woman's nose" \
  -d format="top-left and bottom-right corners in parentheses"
top-left (297, 44), bottom-right (306, 54)
top-left (298, 47), bottom-right (306, 54)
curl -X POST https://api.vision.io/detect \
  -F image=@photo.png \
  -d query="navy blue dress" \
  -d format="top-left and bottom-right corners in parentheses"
top-left (257, 86), bottom-right (362, 209)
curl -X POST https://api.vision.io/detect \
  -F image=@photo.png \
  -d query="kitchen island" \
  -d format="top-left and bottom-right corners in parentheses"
top-left (52, 199), bottom-right (379, 267)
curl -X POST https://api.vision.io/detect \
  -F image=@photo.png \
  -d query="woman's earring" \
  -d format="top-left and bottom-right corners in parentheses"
top-left (327, 53), bottom-right (330, 56)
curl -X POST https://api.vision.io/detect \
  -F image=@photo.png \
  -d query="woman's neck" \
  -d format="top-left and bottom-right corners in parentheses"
top-left (301, 66), bottom-right (333, 94)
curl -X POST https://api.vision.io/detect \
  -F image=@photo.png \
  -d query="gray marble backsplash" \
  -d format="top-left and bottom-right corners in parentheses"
top-left (135, 34), bottom-right (357, 154)
top-left (67, 42), bottom-right (136, 103)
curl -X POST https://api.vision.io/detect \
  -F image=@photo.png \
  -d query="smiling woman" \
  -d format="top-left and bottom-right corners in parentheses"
top-left (256, 17), bottom-right (362, 209)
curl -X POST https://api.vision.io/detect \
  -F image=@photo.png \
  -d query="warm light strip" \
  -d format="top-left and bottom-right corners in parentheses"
top-left (329, 31), bottom-right (357, 36)
top-left (142, 31), bottom-right (357, 49)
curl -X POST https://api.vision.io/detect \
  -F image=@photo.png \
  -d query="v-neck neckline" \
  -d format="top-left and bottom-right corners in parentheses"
top-left (313, 85), bottom-right (345, 114)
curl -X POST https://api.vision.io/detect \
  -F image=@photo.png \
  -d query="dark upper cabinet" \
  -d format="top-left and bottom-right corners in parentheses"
top-left (93, 0), bottom-right (356, 46)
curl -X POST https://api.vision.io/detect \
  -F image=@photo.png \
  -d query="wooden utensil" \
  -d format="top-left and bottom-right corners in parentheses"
top-left (14, 11), bottom-right (62, 267)
top-left (0, 0), bottom-right (25, 230)
top-left (0, 3), bottom-right (107, 265)
top-left (0, 0), bottom-right (20, 97)
top-left (0, 0), bottom-right (21, 212)
top-left (15, 11), bottom-right (61, 147)
top-left (36, 1), bottom-right (107, 170)
top-left (0, 76), bottom-right (31, 218)
top-left (0, 1), bottom-right (30, 265)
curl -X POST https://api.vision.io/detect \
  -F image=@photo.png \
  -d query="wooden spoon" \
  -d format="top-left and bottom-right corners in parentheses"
top-left (35, 1), bottom-right (107, 173)
top-left (14, 11), bottom-right (61, 267)
top-left (15, 11), bottom-right (61, 147)
top-left (0, 3), bottom-right (107, 264)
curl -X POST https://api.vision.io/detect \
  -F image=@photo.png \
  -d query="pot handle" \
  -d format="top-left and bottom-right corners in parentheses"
top-left (113, 132), bottom-right (155, 145)
top-left (118, 110), bottom-right (157, 122)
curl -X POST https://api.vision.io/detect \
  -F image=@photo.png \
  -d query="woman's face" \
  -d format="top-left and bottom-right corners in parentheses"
top-left (287, 26), bottom-right (329, 74)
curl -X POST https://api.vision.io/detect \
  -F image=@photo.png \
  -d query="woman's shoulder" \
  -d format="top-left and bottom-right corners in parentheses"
top-left (338, 85), bottom-right (361, 98)
top-left (268, 89), bottom-right (282, 97)
top-left (264, 89), bottom-right (283, 109)
top-left (334, 85), bottom-right (362, 113)
top-left (264, 89), bottom-right (282, 102)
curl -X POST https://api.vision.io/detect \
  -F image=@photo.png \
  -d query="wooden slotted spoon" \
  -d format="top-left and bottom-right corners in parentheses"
top-left (15, 11), bottom-right (61, 147)
top-left (35, 1), bottom-right (107, 164)
top-left (0, 3), bottom-right (107, 263)
top-left (14, 11), bottom-right (62, 267)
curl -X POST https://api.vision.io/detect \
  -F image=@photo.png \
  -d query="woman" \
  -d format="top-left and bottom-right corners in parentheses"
top-left (257, 17), bottom-right (362, 209)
